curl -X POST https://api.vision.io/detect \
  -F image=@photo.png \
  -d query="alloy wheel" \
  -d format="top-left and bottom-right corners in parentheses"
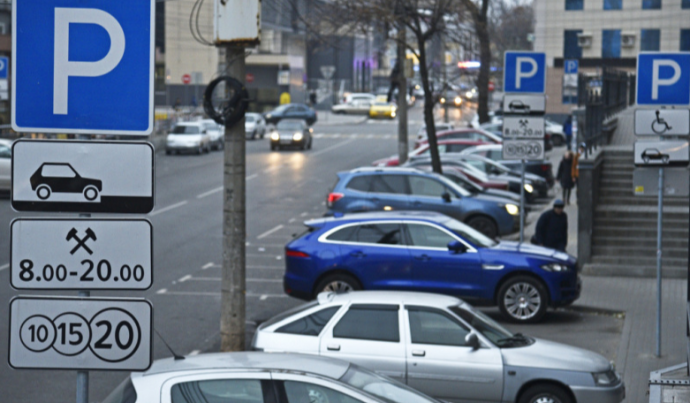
top-left (532, 395), bottom-right (561, 403)
top-left (504, 282), bottom-right (542, 320)
top-left (322, 281), bottom-right (353, 293)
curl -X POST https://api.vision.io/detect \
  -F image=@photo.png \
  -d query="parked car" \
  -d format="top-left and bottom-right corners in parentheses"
top-left (0, 139), bottom-right (11, 193)
top-left (461, 144), bottom-right (556, 187)
top-left (332, 99), bottom-right (373, 115)
top-left (414, 128), bottom-right (502, 149)
top-left (255, 291), bottom-right (622, 403)
top-left (416, 123), bottom-right (454, 142)
top-left (102, 352), bottom-right (441, 403)
top-left (200, 119), bottom-right (224, 150)
top-left (264, 103), bottom-right (317, 125)
top-left (480, 122), bottom-right (503, 137)
top-left (342, 92), bottom-right (376, 105)
top-left (372, 140), bottom-right (486, 167)
top-left (30, 163), bottom-right (102, 201)
top-left (327, 167), bottom-right (519, 237)
top-left (270, 119), bottom-right (313, 151)
top-left (369, 102), bottom-right (397, 119)
top-left (450, 154), bottom-right (550, 197)
top-left (470, 111), bottom-right (502, 128)
top-left (281, 211), bottom-right (580, 322)
top-left (245, 112), bottom-right (267, 139)
top-left (166, 122), bottom-right (212, 155)
top-left (546, 119), bottom-right (566, 147)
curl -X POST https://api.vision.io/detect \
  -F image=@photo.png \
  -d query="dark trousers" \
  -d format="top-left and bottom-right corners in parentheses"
top-left (562, 187), bottom-right (572, 204)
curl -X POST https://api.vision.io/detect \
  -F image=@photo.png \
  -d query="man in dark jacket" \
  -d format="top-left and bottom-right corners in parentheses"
top-left (534, 199), bottom-right (568, 251)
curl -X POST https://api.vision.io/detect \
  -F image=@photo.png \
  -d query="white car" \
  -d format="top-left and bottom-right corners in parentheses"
top-left (200, 119), bottom-right (224, 150)
top-left (166, 122), bottom-right (212, 155)
top-left (416, 122), bottom-right (454, 142)
top-left (0, 138), bottom-right (12, 192)
top-left (342, 92), bottom-right (375, 104)
top-left (470, 111), bottom-right (503, 129)
top-left (245, 112), bottom-right (267, 140)
top-left (332, 99), bottom-right (373, 115)
top-left (101, 352), bottom-right (440, 403)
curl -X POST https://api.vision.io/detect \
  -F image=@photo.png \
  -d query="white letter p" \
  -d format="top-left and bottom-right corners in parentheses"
top-left (53, 8), bottom-right (125, 115)
top-left (652, 59), bottom-right (681, 101)
top-left (515, 57), bottom-right (538, 89)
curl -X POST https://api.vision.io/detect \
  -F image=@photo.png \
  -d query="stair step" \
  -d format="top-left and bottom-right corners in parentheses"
top-left (591, 255), bottom-right (687, 266)
top-left (582, 263), bottom-right (687, 278)
top-left (593, 245), bottom-right (688, 259)
top-left (591, 236), bottom-right (688, 248)
top-left (598, 197), bottom-right (689, 207)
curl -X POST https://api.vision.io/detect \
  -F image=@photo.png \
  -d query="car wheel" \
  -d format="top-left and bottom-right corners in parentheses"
top-left (518, 384), bottom-right (572, 403)
top-left (83, 186), bottom-right (99, 201)
top-left (466, 216), bottom-right (498, 239)
top-left (36, 185), bottom-right (51, 200)
top-left (314, 274), bottom-right (362, 298)
top-left (498, 276), bottom-right (549, 323)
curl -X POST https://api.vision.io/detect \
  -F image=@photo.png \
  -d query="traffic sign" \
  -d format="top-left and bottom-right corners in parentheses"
top-left (502, 139), bottom-right (545, 160)
top-left (12, 0), bottom-right (155, 135)
top-left (634, 140), bottom-right (689, 167)
top-left (503, 52), bottom-right (546, 93)
top-left (9, 296), bottom-right (152, 371)
top-left (635, 109), bottom-right (690, 136)
top-left (246, 73), bottom-right (255, 83)
top-left (182, 74), bottom-right (191, 84)
top-left (320, 66), bottom-right (336, 80)
top-left (10, 219), bottom-right (152, 290)
top-left (636, 52), bottom-right (690, 106)
top-left (11, 140), bottom-right (154, 214)
top-left (634, 167), bottom-right (690, 196)
top-left (502, 94), bottom-right (545, 115)
top-left (0, 56), bottom-right (8, 79)
top-left (564, 59), bottom-right (578, 74)
top-left (502, 116), bottom-right (546, 138)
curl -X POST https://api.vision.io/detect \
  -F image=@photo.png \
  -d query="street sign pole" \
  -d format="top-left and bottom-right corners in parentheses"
top-left (76, 290), bottom-right (89, 403)
top-left (520, 160), bottom-right (526, 244)
top-left (657, 167), bottom-right (664, 357)
top-left (397, 26), bottom-right (408, 166)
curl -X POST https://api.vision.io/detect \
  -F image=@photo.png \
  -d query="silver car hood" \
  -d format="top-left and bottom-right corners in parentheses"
top-left (501, 338), bottom-right (610, 372)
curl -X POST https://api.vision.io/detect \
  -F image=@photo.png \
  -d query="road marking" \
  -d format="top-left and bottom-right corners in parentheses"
top-left (300, 212), bottom-right (308, 217)
top-left (257, 224), bottom-right (284, 239)
top-left (367, 134), bottom-right (374, 138)
top-left (179, 274), bottom-right (192, 282)
top-left (333, 133), bottom-right (341, 138)
top-left (309, 138), bottom-right (356, 157)
top-left (246, 173), bottom-right (259, 181)
top-left (0, 263), bottom-right (8, 272)
top-left (202, 262), bottom-right (215, 270)
top-left (188, 350), bottom-right (201, 356)
top-left (197, 186), bottom-right (223, 199)
top-left (157, 288), bottom-right (168, 294)
top-left (288, 218), bottom-right (296, 223)
top-left (384, 134), bottom-right (392, 139)
top-left (149, 200), bottom-right (188, 216)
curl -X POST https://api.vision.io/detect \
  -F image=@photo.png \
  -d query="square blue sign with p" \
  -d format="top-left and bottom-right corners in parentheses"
top-left (637, 52), bottom-right (690, 106)
top-left (504, 52), bottom-right (546, 94)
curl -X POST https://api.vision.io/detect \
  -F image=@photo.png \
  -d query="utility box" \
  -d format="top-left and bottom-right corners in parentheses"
top-left (214, 0), bottom-right (261, 46)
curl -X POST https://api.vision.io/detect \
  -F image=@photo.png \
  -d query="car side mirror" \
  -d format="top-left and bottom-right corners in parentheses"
top-left (447, 241), bottom-right (467, 254)
top-left (465, 333), bottom-right (480, 350)
top-left (442, 192), bottom-right (452, 203)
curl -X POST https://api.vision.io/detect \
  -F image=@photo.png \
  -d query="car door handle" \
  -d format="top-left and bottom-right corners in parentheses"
top-left (327, 344), bottom-right (341, 351)
top-left (414, 254), bottom-right (431, 261)
top-left (350, 251), bottom-right (366, 258)
top-left (412, 350), bottom-right (425, 357)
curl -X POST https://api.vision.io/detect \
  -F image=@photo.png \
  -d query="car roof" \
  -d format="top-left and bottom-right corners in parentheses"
top-left (305, 210), bottom-right (453, 227)
top-left (319, 290), bottom-right (462, 308)
top-left (467, 144), bottom-right (501, 151)
top-left (348, 167), bottom-right (421, 174)
top-left (436, 139), bottom-right (486, 145)
top-left (278, 119), bottom-right (306, 124)
top-left (0, 138), bottom-right (13, 147)
top-left (175, 122), bottom-right (203, 127)
top-left (140, 352), bottom-right (350, 379)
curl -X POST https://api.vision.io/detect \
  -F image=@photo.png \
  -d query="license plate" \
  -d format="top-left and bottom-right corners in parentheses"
top-left (280, 139), bottom-right (292, 144)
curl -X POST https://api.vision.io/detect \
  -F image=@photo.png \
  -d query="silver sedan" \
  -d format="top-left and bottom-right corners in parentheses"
top-left (0, 139), bottom-right (12, 192)
top-left (252, 291), bottom-right (625, 403)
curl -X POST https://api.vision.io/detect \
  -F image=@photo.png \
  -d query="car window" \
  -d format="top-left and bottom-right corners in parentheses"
top-left (277, 120), bottom-right (303, 130)
top-left (447, 132), bottom-right (468, 140)
top-left (333, 305), bottom-right (400, 342)
top-left (418, 144), bottom-right (447, 156)
top-left (326, 225), bottom-right (357, 242)
top-left (346, 176), bottom-right (372, 192)
top-left (340, 366), bottom-right (439, 403)
top-left (407, 307), bottom-right (470, 347)
top-left (276, 306), bottom-right (341, 336)
top-left (408, 176), bottom-right (445, 197)
top-left (260, 301), bottom-right (319, 329)
top-left (465, 160), bottom-right (489, 173)
top-left (283, 381), bottom-right (364, 403)
top-left (489, 150), bottom-right (503, 160)
top-left (406, 224), bottom-right (456, 249)
top-left (446, 144), bottom-right (472, 153)
top-left (171, 379), bottom-right (265, 403)
top-left (172, 125), bottom-right (201, 134)
top-left (370, 174), bottom-right (407, 194)
top-left (0, 145), bottom-right (10, 158)
top-left (245, 115), bottom-right (256, 123)
top-left (355, 224), bottom-right (402, 245)
top-left (41, 164), bottom-right (77, 178)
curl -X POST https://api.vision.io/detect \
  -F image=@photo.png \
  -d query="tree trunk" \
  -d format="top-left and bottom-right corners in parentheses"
top-left (417, 35), bottom-right (442, 174)
top-left (474, 0), bottom-right (492, 125)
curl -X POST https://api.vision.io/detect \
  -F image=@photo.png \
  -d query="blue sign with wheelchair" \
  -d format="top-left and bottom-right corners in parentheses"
top-left (504, 52), bottom-right (546, 93)
top-left (637, 52), bottom-right (690, 106)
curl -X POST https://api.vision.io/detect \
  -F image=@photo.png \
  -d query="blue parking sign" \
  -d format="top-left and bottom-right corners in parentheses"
top-left (564, 59), bottom-right (578, 74)
top-left (504, 52), bottom-right (546, 93)
top-left (637, 52), bottom-right (690, 106)
top-left (12, 0), bottom-right (154, 135)
top-left (0, 56), bottom-right (8, 80)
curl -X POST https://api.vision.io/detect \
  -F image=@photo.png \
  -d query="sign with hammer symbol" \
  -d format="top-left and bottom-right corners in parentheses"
top-left (66, 228), bottom-right (97, 255)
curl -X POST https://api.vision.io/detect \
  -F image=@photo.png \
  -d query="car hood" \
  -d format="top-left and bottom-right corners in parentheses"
top-left (167, 134), bottom-right (202, 141)
top-left (471, 193), bottom-right (516, 206)
top-left (245, 122), bottom-right (257, 128)
top-left (490, 241), bottom-right (572, 261)
top-left (502, 338), bottom-right (611, 373)
top-left (483, 188), bottom-right (520, 202)
top-left (373, 156), bottom-right (399, 167)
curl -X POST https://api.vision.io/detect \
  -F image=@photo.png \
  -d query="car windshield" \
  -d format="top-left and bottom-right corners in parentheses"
top-left (277, 121), bottom-right (303, 130)
top-left (434, 173), bottom-right (471, 197)
top-left (374, 102), bottom-right (391, 106)
top-left (340, 365), bottom-right (439, 403)
top-left (449, 305), bottom-right (528, 347)
top-left (443, 218), bottom-right (498, 247)
top-left (203, 122), bottom-right (218, 131)
top-left (272, 104), bottom-right (290, 113)
top-left (245, 115), bottom-right (256, 123)
top-left (445, 172), bottom-right (482, 192)
top-left (172, 125), bottom-right (200, 134)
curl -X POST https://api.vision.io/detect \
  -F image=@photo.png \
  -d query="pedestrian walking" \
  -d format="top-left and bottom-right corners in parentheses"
top-left (533, 199), bottom-right (568, 252)
top-left (309, 90), bottom-right (317, 107)
top-left (563, 115), bottom-right (573, 150)
top-left (557, 151), bottom-right (575, 205)
top-left (572, 143), bottom-right (585, 183)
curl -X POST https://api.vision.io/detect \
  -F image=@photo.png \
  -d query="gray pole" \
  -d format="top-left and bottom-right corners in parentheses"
top-left (519, 160), bottom-right (526, 244)
top-left (76, 289), bottom-right (89, 403)
top-left (397, 27), bottom-right (408, 166)
top-left (656, 167), bottom-right (664, 357)
top-left (220, 46), bottom-right (247, 352)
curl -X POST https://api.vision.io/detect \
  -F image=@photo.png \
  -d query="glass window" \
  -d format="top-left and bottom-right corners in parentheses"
top-left (443, 218), bottom-right (498, 247)
top-left (355, 224), bottom-right (402, 245)
top-left (604, 0), bottom-right (622, 9)
top-left (276, 306), bottom-right (341, 336)
top-left (418, 144), bottom-right (447, 156)
top-left (408, 176), bottom-right (446, 197)
top-left (0, 145), bottom-right (10, 159)
top-left (450, 305), bottom-right (521, 346)
top-left (260, 301), bottom-right (319, 329)
top-left (102, 378), bottom-right (137, 403)
top-left (41, 164), bottom-right (77, 178)
top-left (488, 150), bottom-right (503, 160)
top-left (681, 29), bottom-right (690, 51)
top-left (370, 174), bottom-right (407, 194)
top-left (406, 224), bottom-right (457, 249)
top-left (171, 379), bottom-right (265, 403)
top-left (446, 143), bottom-right (473, 153)
top-left (172, 125), bottom-right (201, 134)
top-left (640, 29), bottom-right (660, 51)
top-left (565, 0), bottom-right (583, 9)
top-left (602, 30), bottom-right (621, 58)
top-left (277, 120), bottom-right (303, 130)
top-left (346, 176), bottom-right (372, 192)
top-left (564, 30), bottom-right (583, 59)
top-left (283, 381), bottom-right (363, 403)
top-left (326, 225), bottom-right (358, 242)
top-left (684, 0), bottom-right (690, 8)
top-left (333, 305), bottom-right (400, 342)
top-left (408, 308), bottom-right (470, 346)
top-left (642, 0), bottom-right (661, 8)
top-left (340, 366), bottom-right (438, 403)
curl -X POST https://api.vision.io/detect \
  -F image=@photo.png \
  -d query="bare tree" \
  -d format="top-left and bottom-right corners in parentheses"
top-left (459, 0), bottom-right (491, 125)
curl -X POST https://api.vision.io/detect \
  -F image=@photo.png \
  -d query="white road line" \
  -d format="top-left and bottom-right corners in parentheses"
top-left (288, 218), bottom-right (296, 223)
top-left (179, 274), bottom-right (192, 282)
top-left (333, 133), bottom-right (341, 138)
top-left (246, 173), bottom-right (259, 181)
top-left (197, 186), bottom-right (222, 199)
top-left (384, 134), bottom-right (392, 139)
top-left (188, 350), bottom-right (201, 356)
top-left (202, 262), bottom-right (215, 270)
top-left (309, 138), bottom-right (356, 157)
top-left (300, 212), bottom-right (308, 217)
top-left (149, 200), bottom-right (188, 216)
top-left (157, 288), bottom-right (168, 294)
top-left (367, 134), bottom-right (374, 138)
top-left (0, 263), bottom-right (8, 272)
top-left (257, 225), bottom-right (284, 239)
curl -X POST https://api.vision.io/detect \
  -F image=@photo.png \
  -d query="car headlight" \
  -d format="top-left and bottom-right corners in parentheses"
top-left (293, 132), bottom-right (303, 141)
top-left (440, 97), bottom-right (446, 104)
top-left (541, 263), bottom-right (570, 272)
top-left (592, 370), bottom-right (619, 386)
top-left (391, 111), bottom-right (396, 118)
top-left (270, 132), bottom-right (280, 141)
top-left (454, 96), bottom-right (462, 105)
top-left (524, 184), bottom-right (534, 193)
top-left (266, 114), bottom-right (272, 119)
top-left (465, 91), bottom-right (473, 98)
top-left (505, 204), bottom-right (519, 215)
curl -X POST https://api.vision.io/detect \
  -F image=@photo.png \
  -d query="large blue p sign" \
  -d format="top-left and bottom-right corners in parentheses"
top-left (504, 52), bottom-right (546, 93)
top-left (637, 52), bottom-right (690, 105)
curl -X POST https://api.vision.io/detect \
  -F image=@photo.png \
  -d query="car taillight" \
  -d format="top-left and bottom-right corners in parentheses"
top-left (286, 250), bottom-right (310, 258)
top-left (327, 192), bottom-right (344, 207)
top-left (541, 164), bottom-right (550, 171)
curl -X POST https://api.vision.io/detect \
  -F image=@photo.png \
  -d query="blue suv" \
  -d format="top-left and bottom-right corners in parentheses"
top-left (327, 167), bottom-right (518, 238)
top-left (283, 211), bottom-right (581, 323)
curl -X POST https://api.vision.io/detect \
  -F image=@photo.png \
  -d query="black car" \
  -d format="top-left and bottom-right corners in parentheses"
top-left (30, 163), bottom-right (102, 201)
top-left (264, 103), bottom-right (317, 126)
top-left (269, 119), bottom-right (313, 151)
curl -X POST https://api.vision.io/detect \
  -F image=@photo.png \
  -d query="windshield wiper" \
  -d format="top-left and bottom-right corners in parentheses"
top-left (496, 333), bottom-right (530, 346)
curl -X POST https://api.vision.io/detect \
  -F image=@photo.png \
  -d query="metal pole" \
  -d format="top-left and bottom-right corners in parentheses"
top-left (656, 167), bottom-right (664, 357)
top-left (220, 46), bottom-right (246, 352)
top-left (396, 26), bottom-right (408, 166)
top-left (76, 289), bottom-right (89, 403)
top-left (519, 159), bottom-right (525, 244)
